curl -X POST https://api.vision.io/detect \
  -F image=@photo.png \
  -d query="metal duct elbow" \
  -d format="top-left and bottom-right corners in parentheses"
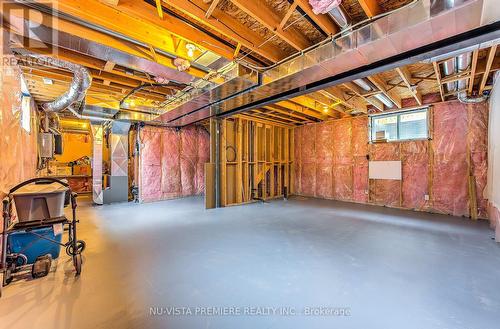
top-left (328, 5), bottom-right (351, 31)
top-left (40, 57), bottom-right (92, 112)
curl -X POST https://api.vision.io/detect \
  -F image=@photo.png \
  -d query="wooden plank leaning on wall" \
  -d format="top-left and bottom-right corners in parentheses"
top-left (206, 116), bottom-right (294, 208)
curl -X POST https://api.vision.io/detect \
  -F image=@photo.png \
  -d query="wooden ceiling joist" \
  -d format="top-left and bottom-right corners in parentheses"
top-left (357, 0), bottom-right (382, 18)
top-left (6, 5), bottom-right (208, 78)
top-left (205, 0), bottom-right (222, 18)
top-left (276, 101), bottom-right (326, 120)
top-left (479, 45), bottom-right (497, 94)
top-left (295, 0), bottom-right (339, 35)
top-left (367, 74), bottom-right (402, 109)
top-left (342, 82), bottom-right (384, 111)
top-left (321, 86), bottom-right (368, 113)
top-left (263, 105), bottom-right (316, 122)
top-left (396, 66), bottom-right (423, 106)
top-left (468, 49), bottom-right (479, 95)
top-left (36, 0), bottom-right (235, 60)
top-left (253, 109), bottom-right (304, 124)
top-left (165, 0), bottom-right (285, 62)
top-left (279, 2), bottom-right (299, 31)
top-left (230, 0), bottom-right (311, 51)
top-left (432, 61), bottom-right (445, 102)
top-left (155, 0), bottom-right (164, 19)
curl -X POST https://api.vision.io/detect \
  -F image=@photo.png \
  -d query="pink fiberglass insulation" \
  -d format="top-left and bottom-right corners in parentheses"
top-left (332, 120), bottom-right (353, 201)
top-left (292, 100), bottom-right (488, 218)
top-left (468, 102), bottom-right (489, 218)
top-left (333, 165), bottom-right (353, 200)
top-left (141, 128), bottom-right (161, 166)
top-left (315, 122), bottom-right (334, 198)
top-left (370, 142), bottom-right (400, 161)
top-left (301, 163), bottom-right (317, 197)
top-left (196, 128), bottom-right (210, 195)
top-left (141, 164), bottom-right (162, 202)
top-left (316, 164), bottom-right (333, 198)
top-left (139, 125), bottom-right (209, 202)
top-left (294, 128), bottom-right (302, 194)
top-left (353, 157), bottom-right (368, 203)
top-left (332, 120), bottom-right (352, 165)
top-left (161, 129), bottom-right (181, 195)
top-left (309, 0), bottom-right (342, 14)
top-left (180, 127), bottom-right (198, 196)
top-left (301, 124), bottom-right (316, 160)
top-left (352, 117), bottom-right (369, 203)
top-left (432, 101), bottom-right (469, 216)
top-left (370, 179), bottom-right (400, 206)
top-left (401, 141), bottom-right (429, 210)
top-left (300, 124), bottom-right (316, 196)
top-left (352, 117), bottom-right (368, 156)
top-left (369, 143), bottom-right (400, 206)
top-left (315, 122), bottom-right (334, 164)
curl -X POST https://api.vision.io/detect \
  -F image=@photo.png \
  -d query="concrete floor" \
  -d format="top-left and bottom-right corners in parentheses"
top-left (0, 196), bottom-right (499, 329)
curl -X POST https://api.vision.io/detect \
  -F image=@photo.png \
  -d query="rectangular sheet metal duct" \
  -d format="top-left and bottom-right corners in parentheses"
top-left (155, 0), bottom-right (498, 126)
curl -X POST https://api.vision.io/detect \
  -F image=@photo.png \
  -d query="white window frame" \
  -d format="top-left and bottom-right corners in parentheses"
top-left (369, 107), bottom-right (430, 143)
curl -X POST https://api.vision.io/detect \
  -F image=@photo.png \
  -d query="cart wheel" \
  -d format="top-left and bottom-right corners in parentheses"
top-left (66, 240), bottom-right (86, 256)
top-left (73, 253), bottom-right (82, 275)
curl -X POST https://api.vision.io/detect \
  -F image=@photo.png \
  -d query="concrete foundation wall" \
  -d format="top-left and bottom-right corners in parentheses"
top-left (293, 100), bottom-right (489, 218)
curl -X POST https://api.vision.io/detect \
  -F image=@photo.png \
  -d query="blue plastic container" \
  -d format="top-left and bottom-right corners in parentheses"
top-left (8, 227), bottom-right (62, 265)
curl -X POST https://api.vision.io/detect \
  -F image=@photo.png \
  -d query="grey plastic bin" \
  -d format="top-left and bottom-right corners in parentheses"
top-left (10, 182), bottom-right (69, 221)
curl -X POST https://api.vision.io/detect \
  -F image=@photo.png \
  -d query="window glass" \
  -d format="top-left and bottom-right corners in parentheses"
top-left (370, 109), bottom-right (428, 142)
top-left (21, 96), bottom-right (31, 133)
top-left (372, 115), bottom-right (397, 141)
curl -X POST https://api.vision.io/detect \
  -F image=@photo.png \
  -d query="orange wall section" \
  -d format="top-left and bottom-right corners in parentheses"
top-left (55, 133), bottom-right (93, 163)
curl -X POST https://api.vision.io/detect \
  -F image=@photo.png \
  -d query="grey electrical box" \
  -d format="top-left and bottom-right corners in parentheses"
top-left (38, 132), bottom-right (54, 158)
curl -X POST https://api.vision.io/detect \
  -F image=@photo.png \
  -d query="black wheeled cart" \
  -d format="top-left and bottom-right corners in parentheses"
top-left (0, 177), bottom-right (86, 297)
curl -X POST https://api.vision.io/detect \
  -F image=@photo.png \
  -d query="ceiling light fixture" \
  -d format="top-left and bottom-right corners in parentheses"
top-left (186, 43), bottom-right (196, 58)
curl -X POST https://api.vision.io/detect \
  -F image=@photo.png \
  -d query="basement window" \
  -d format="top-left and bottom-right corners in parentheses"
top-left (370, 108), bottom-right (429, 142)
top-left (21, 95), bottom-right (31, 133)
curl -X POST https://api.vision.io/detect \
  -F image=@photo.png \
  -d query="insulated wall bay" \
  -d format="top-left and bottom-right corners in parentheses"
top-left (0, 34), bottom-right (37, 199)
top-left (138, 125), bottom-right (209, 202)
top-left (215, 117), bottom-right (294, 207)
top-left (294, 101), bottom-right (489, 218)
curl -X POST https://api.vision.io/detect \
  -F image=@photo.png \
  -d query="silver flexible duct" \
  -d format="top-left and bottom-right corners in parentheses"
top-left (37, 56), bottom-right (92, 112)
top-left (457, 91), bottom-right (488, 103)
